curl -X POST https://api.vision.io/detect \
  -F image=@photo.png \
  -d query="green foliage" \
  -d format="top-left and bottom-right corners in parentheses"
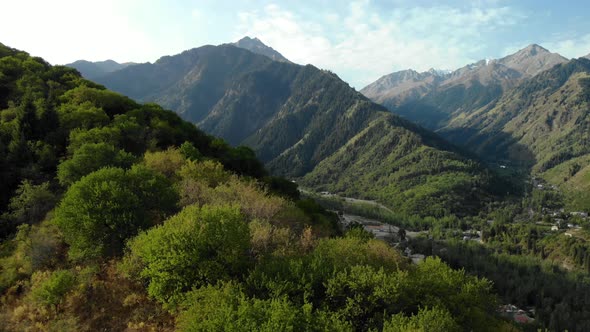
top-left (383, 306), bottom-right (461, 332)
top-left (246, 236), bottom-right (406, 307)
top-left (295, 198), bottom-right (340, 233)
top-left (0, 45), bottom-right (269, 241)
top-left (54, 166), bottom-right (177, 261)
top-left (300, 118), bottom-right (499, 217)
top-left (324, 265), bottom-right (408, 330)
top-left (143, 147), bottom-right (187, 179)
top-left (2, 180), bottom-right (56, 232)
top-left (178, 159), bottom-right (232, 188)
top-left (177, 282), bottom-right (352, 332)
top-left (221, 145), bottom-right (267, 179)
top-left (345, 224), bottom-right (375, 241)
top-left (31, 269), bottom-right (76, 307)
top-left (57, 143), bottom-right (136, 186)
top-left (57, 102), bottom-right (110, 131)
top-left (179, 141), bottom-right (202, 161)
top-left (67, 126), bottom-right (122, 154)
top-left (61, 85), bottom-right (138, 117)
top-left (0, 223), bottom-right (64, 294)
top-left (127, 205), bottom-right (250, 307)
top-left (440, 239), bottom-right (590, 331)
top-left (309, 192), bottom-right (469, 232)
top-left (263, 176), bottom-right (300, 200)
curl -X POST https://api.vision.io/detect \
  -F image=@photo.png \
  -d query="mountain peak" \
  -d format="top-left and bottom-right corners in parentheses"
top-left (236, 36), bottom-right (262, 44)
top-left (498, 43), bottom-right (567, 76)
top-left (232, 36), bottom-right (290, 63)
top-left (518, 44), bottom-right (550, 56)
top-left (584, 53), bottom-right (590, 60)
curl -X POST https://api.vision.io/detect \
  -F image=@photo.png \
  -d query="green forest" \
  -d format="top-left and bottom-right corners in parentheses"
top-left (0, 43), bottom-right (519, 331)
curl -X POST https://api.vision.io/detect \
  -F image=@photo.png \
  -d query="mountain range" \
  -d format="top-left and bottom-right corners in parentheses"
top-left (65, 59), bottom-right (137, 79)
top-left (85, 38), bottom-right (502, 217)
top-left (62, 37), bottom-right (590, 214)
top-left (361, 44), bottom-right (568, 129)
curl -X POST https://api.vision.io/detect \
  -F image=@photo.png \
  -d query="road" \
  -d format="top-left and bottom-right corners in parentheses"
top-left (340, 213), bottom-right (425, 240)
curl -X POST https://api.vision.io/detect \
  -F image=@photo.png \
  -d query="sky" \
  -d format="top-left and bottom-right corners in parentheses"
top-left (2, 0), bottom-right (590, 88)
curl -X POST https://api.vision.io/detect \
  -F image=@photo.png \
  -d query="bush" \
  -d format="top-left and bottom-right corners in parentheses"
top-left (177, 282), bottom-right (352, 332)
top-left (127, 204), bottom-right (250, 307)
top-left (54, 166), bottom-right (177, 261)
top-left (178, 159), bottom-right (232, 188)
top-left (67, 126), bottom-right (122, 154)
top-left (4, 180), bottom-right (56, 228)
top-left (325, 265), bottom-right (410, 330)
top-left (57, 143), bottom-right (136, 186)
top-left (179, 141), bottom-right (202, 161)
top-left (383, 306), bottom-right (461, 332)
top-left (31, 269), bottom-right (76, 307)
top-left (143, 147), bottom-right (186, 179)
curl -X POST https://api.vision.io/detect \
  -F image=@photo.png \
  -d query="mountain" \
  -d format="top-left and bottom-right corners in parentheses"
top-left (362, 44), bottom-right (568, 129)
top-left (94, 42), bottom-right (502, 217)
top-left (496, 44), bottom-right (567, 77)
top-left (441, 58), bottom-right (590, 208)
top-left (584, 53), bottom-right (590, 60)
top-left (65, 59), bottom-right (136, 79)
top-left (231, 36), bottom-right (290, 62)
top-left (359, 69), bottom-right (444, 108)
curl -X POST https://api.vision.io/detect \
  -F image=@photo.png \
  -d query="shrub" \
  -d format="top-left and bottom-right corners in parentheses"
top-left (383, 306), bottom-right (461, 332)
top-left (127, 205), bottom-right (250, 307)
top-left (31, 269), bottom-right (76, 307)
top-left (5, 180), bottom-right (56, 227)
top-left (178, 159), bottom-right (232, 187)
top-left (177, 282), bottom-right (352, 332)
top-left (54, 166), bottom-right (177, 261)
top-left (57, 143), bottom-right (136, 186)
top-left (143, 148), bottom-right (186, 179)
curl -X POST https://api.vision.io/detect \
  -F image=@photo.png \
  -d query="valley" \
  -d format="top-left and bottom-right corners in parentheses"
top-left (1, 5), bottom-right (590, 328)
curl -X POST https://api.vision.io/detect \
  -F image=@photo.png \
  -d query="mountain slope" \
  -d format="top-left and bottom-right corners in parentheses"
top-left (94, 41), bottom-right (502, 216)
top-left (232, 36), bottom-right (290, 62)
top-left (95, 45), bottom-right (274, 123)
top-left (65, 59), bottom-right (136, 79)
top-left (441, 58), bottom-right (590, 206)
top-left (442, 58), bottom-right (590, 167)
top-left (497, 44), bottom-right (567, 77)
top-left (360, 69), bottom-right (443, 109)
top-left (362, 44), bottom-right (568, 129)
top-left (301, 114), bottom-right (497, 216)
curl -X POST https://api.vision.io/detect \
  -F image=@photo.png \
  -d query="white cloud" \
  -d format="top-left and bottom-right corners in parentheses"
top-left (235, 2), bottom-right (525, 88)
top-left (542, 34), bottom-right (590, 59)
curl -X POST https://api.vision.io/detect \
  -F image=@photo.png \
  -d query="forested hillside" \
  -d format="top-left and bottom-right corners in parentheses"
top-left (92, 42), bottom-right (504, 217)
top-left (0, 42), bottom-right (513, 331)
top-left (441, 58), bottom-right (590, 207)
